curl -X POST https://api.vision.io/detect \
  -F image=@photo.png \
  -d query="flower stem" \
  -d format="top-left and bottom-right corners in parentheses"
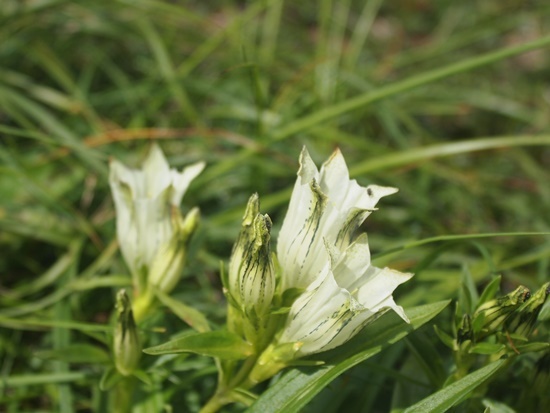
top-left (132, 287), bottom-right (155, 323)
top-left (110, 376), bottom-right (135, 413)
top-left (199, 391), bottom-right (231, 413)
top-left (200, 356), bottom-right (259, 413)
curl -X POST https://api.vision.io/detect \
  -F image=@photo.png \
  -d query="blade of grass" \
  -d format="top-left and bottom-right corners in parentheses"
top-left (374, 232), bottom-right (550, 259)
top-left (271, 35), bottom-right (550, 140)
top-left (137, 18), bottom-right (198, 125)
top-left (0, 85), bottom-right (106, 176)
top-left (344, 0), bottom-right (382, 68)
top-left (0, 316), bottom-right (112, 333)
top-left (0, 372), bottom-right (92, 389)
top-left (176, 0), bottom-right (272, 77)
top-left (350, 135), bottom-right (550, 176)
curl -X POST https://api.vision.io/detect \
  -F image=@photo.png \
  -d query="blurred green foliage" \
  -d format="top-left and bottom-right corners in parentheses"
top-left (1, 0), bottom-right (550, 412)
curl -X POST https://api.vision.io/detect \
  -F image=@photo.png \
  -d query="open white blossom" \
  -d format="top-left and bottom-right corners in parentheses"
top-left (277, 147), bottom-right (398, 291)
top-left (109, 144), bottom-right (204, 293)
top-left (278, 234), bottom-right (412, 356)
top-left (268, 147), bottom-right (412, 359)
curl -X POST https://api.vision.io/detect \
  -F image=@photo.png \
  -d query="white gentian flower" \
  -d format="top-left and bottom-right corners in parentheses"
top-left (277, 147), bottom-right (398, 291)
top-left (248, 148), bottom-right (412, 384)
top-left (109, 144), bottom-right (204, 294)
top-left (278, 234), bottom-right (412, 356)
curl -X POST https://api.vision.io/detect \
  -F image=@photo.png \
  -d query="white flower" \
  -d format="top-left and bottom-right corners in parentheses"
top-left (278, 234), bottom-right (412, 356)
top-left (271, 147), bottom-right (412, 357)
top-left (109, 144), bottom-right (204, 293)
top-left (277, 147), bottom-right (398, 291)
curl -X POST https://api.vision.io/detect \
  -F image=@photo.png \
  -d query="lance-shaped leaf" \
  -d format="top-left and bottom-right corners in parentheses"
top-left (403, 359), bottom-right (507, 413)
top-left (143, 330), bottom-right (254, 360)
top-left (246, 300), bottom-right (449, 413)
top-left (154, 288), bottom-right (211, 333)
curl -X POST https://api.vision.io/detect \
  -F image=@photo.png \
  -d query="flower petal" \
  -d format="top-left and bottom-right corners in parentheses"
top-left (355, 266), bottom-right (413, 322)
top-left (277, 147), bottom-right (398, 290)
top-left (279, 264), bottom-right (377, 356)
top-left (142, 144), bottom-right (172, 199)
top-left (171, 161), bottom-right (206, 206)
top-left (277, 178), bottom-right (328, 290)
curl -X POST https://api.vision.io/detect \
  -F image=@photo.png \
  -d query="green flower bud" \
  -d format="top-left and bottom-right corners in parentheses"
top-left (504, 282), bottom-right (550, 337)
top-left (471, 285), bottom-right (530, 337)
top-left (114, 290), bottom-right (141, 376)
top-left (227, 194), bottom-right (275, 346)
top-left (457, 314), bottom-right (473, 344)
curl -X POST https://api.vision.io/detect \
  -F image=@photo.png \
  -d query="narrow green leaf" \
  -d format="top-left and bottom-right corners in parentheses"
top-left (403, 359), bottom-right (507, 413)
top-left (468, 343), bottom-right (505, 355)
top-left (433, 325), bottom-right (454, 350)
top-left (1, 372), bottom-right (91, 389)
top-left (143, 330), bottom-right (253, 360)
top-left (272, 36), bottom-right (550, 140)
top-left (247, 301), bottom-right (450, 413)
top-left (477, 276), bottom-right (502, 309)
top-left (154, 288), bottom-right (211, 333)
top-left (99, 367), bottom-right (123, 391)
top-left (514, 342), bottom-right (550, 353)
top-left (375, 231), bottom-right (550, 259)
top-left (132, 370), bottom-right (154, 386)
top-left (351, 135), bottom-right (550, 176)
top-left (0, 316), bottom-right (112, 332)
top-left (35, 344), bottom-right (111, 364)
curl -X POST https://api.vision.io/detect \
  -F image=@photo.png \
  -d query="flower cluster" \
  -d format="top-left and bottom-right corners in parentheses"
top-left (110, 145), bottom-right (412, 395)
top-left (226, 147), bottom-right (412, 382)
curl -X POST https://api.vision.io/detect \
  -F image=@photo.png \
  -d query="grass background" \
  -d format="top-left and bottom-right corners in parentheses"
top-left (1, 0), bottom-right (550, 411)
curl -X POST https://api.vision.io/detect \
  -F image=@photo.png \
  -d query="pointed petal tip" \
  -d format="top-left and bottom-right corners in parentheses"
top-left (325, 147), bottom-right (345, 165)
top-left (367, 184), bottom-right (399, 198)
top-left (384, 267), bottom-right (414, 285)
top-left (394, 304), bottom-right (410, 323)
top-left (297, 147), bottom-right (318, 182)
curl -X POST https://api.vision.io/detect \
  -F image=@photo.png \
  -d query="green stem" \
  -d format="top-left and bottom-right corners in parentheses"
top-left (200, 356), bottom-right (259, 413)
top-left (132, 287), bottom-right (155, 323)
top-left (110, 376), bottom-right (135, 413)
top-left (199, 392), bottom-right (230, 413)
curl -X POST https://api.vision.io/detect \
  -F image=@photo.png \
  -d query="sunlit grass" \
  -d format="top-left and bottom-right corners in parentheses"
top-left (1, 1), bottom-right (550, 411)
